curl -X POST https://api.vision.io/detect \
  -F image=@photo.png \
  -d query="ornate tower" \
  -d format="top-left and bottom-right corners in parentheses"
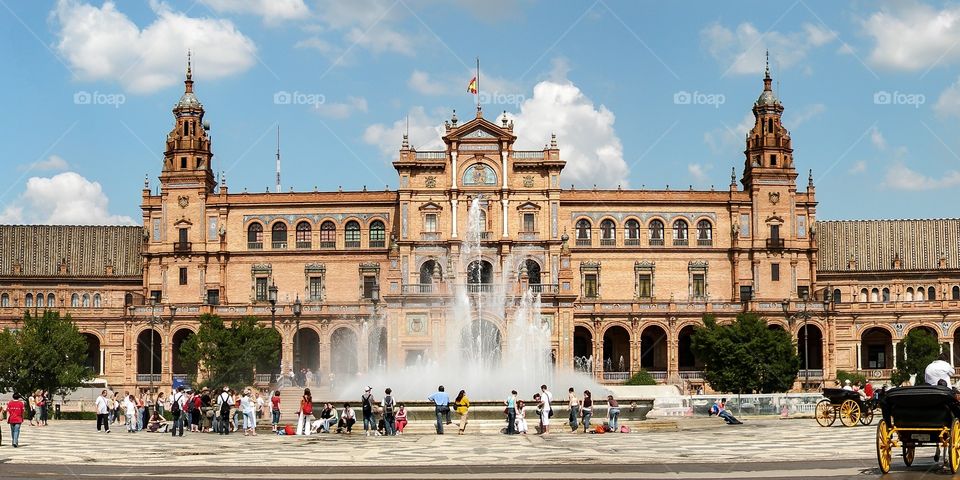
top-left (741, 52), bottom-right (795, 191)
top-left (159, 52), bottom-right (215, 193)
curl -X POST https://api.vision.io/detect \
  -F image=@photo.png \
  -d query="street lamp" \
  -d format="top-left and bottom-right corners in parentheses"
top-left (268, 282), bottom-right (278, 384)
top-left (293, 296), bottom-right (302, 372)
top-left (782, 295), bottom-right (813, 391)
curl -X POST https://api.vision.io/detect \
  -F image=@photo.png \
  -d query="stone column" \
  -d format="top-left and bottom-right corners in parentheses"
top-left (892, 340), bottom-right (898, 368)
top-left (501, 150), bottom-right (508, 189)
top-left (451, 198), bottom-right (458, 238)
top-left (450, 151), bottom-right (458, 188)
top-left (951, 340), bottom-right (956, 367)
top-left (856, 343), bottom-right (862, 370)
top-left (501, 198), bottom-right (509, 237)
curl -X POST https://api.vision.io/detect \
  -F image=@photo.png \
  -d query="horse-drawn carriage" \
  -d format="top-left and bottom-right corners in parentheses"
top-left (875, 385), bottom-right (960, 473)
top-left (815, 387), bottom-right (876, 427)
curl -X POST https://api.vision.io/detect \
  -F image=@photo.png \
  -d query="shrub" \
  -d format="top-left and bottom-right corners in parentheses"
top-left (836, 370), bottom-right (867, 387)
top-left (625, 369), bottom-right (657, 385)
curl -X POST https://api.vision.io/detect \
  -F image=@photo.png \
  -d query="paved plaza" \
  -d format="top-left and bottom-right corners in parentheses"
top-left (0, 418), bottom-right (945, 478)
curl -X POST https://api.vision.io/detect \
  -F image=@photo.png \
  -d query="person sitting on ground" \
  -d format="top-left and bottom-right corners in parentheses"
top-left (337, 403), bottom-right (356, 434)
top-left (516, 399), bottom-right (528, 434)
top-left (710, 398), bottom-right (742, 425)
top-left (313, 403), bottom-right (338, 434)
top-left (925, 352), bottom-right (955, 388)
top-left (394, 404), bottom-right (407, 434)
top-left (147, 410), bottom-right (168, 433)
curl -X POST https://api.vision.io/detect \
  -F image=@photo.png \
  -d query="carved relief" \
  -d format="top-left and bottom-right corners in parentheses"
top-left (768, 192), bottom-right (780, 205)
top-left (424, 176), bottom-right (437, 188)
top-left (523, 175), bottom-right (534, 188)
top-left (177, 195), bottom-right (189, 208)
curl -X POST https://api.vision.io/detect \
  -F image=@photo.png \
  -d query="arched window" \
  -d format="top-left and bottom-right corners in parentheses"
top-left (369, 220), bottom-right (386, 248)
top-left (673, 220), bottom-right (688, 245)
top-left (648, 220), bottom-right (664, 245)
top-left (93, 293), bottom-right (101, 308)
top-left (832, 288), bottom-right (842, 304)
top-left (0, 293), bottom-right (8, 307)
top-left (47, 293), bottom-right (56, 307)
top-left (928, 286), bottom-right (936, 301)
top-left (906, 287), bottom-right (914, 302)
top-left (882, 288), bottom-right (890, 303)
top-left (295, 221), bottom-right (312, 249)
top-left (271, 222), bottom-right (288, 249)
top-left (696, 220), bottom-right (713, 246)
top-left (953, 285), bottom-right (960, 300)
top-left (859, 288), bottom-right (868, 303)
top-left (247, 223), bottom-right (263, 249)
top-left (36, 293), bottom-right (45, 308)
top-left (575, 219), bottom-right (591, 246)
top-left (25, 293), bottom-right (33, 308)
top-left (600, 219), bottom-right (615, 245)
top-left (870, 288), bottom-right (879, 303)
top-left (82, 293), bottom-right (91, 308)
top-left (345, 220), bottom-right (361, 248)
top-left (625, 219), bottom-right (640, 245)
top-left (917, 287), bottom-right (926, 301)
top-left (71, 293), bottom-right (79, 307)
top-left (320, 221), bottom-right (336, 249)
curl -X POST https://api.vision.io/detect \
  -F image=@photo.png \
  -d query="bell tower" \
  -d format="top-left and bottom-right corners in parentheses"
top-left (159, 51), bottom-right (215, 193)
top-left (741, 52), bottom-right (796, 191)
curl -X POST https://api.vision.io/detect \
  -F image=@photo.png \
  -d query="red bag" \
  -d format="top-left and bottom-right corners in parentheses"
top-left (284, 424), bottom-right (295, 435)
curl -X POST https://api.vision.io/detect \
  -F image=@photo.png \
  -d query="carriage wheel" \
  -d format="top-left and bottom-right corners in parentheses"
top-left (950, 418), bottom-right (960, 474)
top-left (840, 399), bottom-right (861, 427)
top-left (902, 446), bottom-right (915, 466)
top-left (876, 420), bottom-right (892, 474)
top-left (859, 406), bottom-right (875, 426)
top-left (815, 400), bottom-right (836, 427)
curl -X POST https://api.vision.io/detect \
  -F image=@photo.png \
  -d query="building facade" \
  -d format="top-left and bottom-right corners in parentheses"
top-left (1, 60), bottom-right (958, 393)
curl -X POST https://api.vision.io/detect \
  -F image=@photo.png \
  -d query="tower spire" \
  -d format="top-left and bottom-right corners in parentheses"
top-left (763, 49), bottom-right (772, 92)
top-left (185, 50), bottom-right (194, 93)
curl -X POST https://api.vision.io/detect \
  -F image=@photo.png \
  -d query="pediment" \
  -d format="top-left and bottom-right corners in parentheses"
top-left (516, 201), bottom-right (541, 211)
top-left (419, 202), bottom-right (443, 211)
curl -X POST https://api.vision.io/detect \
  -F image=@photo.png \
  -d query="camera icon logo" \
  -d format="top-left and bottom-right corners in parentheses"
top-left (74, 91), bottom-right (92, 105)
top-left (273, 91), bottom-right (292, 105)
top-left (674, 91), bottom-right (692, 105)
top-left (873, 91), bottom-right (892, 105)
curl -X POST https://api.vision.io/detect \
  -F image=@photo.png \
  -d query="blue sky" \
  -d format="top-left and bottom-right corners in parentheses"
top-left (2, 0), bottom-right (960, 224)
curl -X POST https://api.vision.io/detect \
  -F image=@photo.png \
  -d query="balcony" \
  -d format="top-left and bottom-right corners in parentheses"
top-left (649, 238), bottom-right (664, 246)
top-left (369, 239), bottom-right (386, 248)
top-left (529, 283), bottom-right (558, 294)
top-left (173, 241), bottom-right (192, 253)
top-left (271, 241), bottom-right (287, 249)
top-left (600, 238), bottom-right (616, 246)
top-left (247, 242), bottom-right (263, 250)
top-left (625, 238), bottom-right (641, 246)
top-left (697, 238), bottom-right (713, 247)
top-left (295, 241), bottom-right (311, 249)
top-left (797, 369), bottom-right (824, 379)
top-left (649, 371), bottom-right (667, 381)
top-left (679, 370), bottom-right (704, 381)
top-left (466, 283), bottom-right (495, 294)
top-left (479, 231), bottom-right (492, 240)
top-left (575, 238), bottom-right (592, 247)
top-left (254, 374), bottom-right (273, 385)
top-left (345, 240), bottom-right (360, 248)
top-left (402, 283), bottom-right (435, 294)
top-left (673, 238), bottom-right (689, 246)
top-left (319, 240), bottom-right (336, 249)
top-left (602, 371), bottom-right (631, 382)
top-left (136, 374), bottom-right (161, 383)
top-left (766, 238), bottom-right (785, 249)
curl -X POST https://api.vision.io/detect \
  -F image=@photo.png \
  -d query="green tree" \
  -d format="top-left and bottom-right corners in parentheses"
top-left (690, 312), bottom-right (800, 394)
top-left (179, 314), bottom-right (280, 388)
top-left (836, 369), bottom-right (867, 387)
top-left (0, 311), bottom-right (91, 397)
top-left (890, 328), bottom-right (942, 386)
top-left (624, 369), bottom-right (657, 385)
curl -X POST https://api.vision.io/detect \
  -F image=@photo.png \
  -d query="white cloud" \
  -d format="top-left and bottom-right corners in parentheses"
top-left (701, 22), bottom-right (836, 75)
top-left (20, 154), bottom-right (69, 172)
top-left (510, 79), bottom-right (628, 188)
top-left (935, 76), bottom-right (960, 117)
top-left (363, 106), bottom-right (445, 155)
top-left (704, 113), bottom-right (753, 155)
top-left (54, 0), bottom-right (256, 94)
top-left (863, 3), bottom-right (960, 70)
top-left (2, 172), bottom-right (135, 225)
top-left (344, 26), bottom-right (416, 56)
top-left (849, 160), bottom-right (867, 174)
top-left (295, 37), bottom-right (339, 56)
top-left (296, 0), bottom-right (417, 60)
top-left (789, 103), bottom-right (826, 128)
top-left (687, 163), bottom-right (711, 184)
top-left (200, 0), bottom-right (309, 24)
top-left (870, 126), bottom-right (887, 151)
top-left (883, 162), bottom-right (960, 190)
top-left (408, 70), bottom-right (450, 95)
top-left (314, 96), bottom-right (368, 119)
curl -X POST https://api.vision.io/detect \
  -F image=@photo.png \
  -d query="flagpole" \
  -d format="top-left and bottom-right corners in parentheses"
top-left (476, 57), bottom-right (480, 114)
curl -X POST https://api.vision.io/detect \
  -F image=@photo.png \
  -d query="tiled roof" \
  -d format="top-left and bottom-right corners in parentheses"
top-left (0, 225), bottom-right (142, 277)
top-left (818, 219), bottom-right (960, 272)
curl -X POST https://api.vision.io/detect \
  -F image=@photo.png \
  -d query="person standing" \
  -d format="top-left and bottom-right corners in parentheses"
top-left (255, 391), bottom-right (265, 422)
top-left (95, 390), bottom-right (111, 433)
top-left (382, 388), bottom-right (397, 436)
top-left (504, 390), bottom-right (518, 435)
top-left (581, 390), bottom-right (593, 433)
top-left (270, 390), bottom-right (281, 432)
top-left (170, 386), bottom-right (185, 437)
top-left (607, 394), bottom-right (621, 432)
top-left (361, 386), bottom-right (377, 436)
top-left (539, 385), bottom-right (553, 435)
top-left (5, 393), bottom-right (25, 447)
top-left (567, 387), bottom-right (580, 432)
top-left (241, 390), bottom-right (257, 436)
top-left (454, 390), bottom-right (469, 435)
top-left (217, 386), bottom-right (232, 435)
top-left (123, 394), bottom-right (137, 433)
top-left (297, 388), bottom-right (313, 436)
top-left (427, 385), bottom-right (450, 434)
top-left (155, 392), bottom-right (165, 417)
top-left (27, 392), bottom-right (37, 427)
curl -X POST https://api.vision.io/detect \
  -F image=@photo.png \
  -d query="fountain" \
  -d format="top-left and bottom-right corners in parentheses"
top-left (334, 196), bottom-right (605, 401)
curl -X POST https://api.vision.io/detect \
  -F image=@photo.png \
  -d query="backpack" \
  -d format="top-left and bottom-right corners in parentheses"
top-left (171, 395), bottom-right (182, 414)
top-left (383, 396), bottom-right (394, 415)
top-left (709, 404), bottom-right (719, 416)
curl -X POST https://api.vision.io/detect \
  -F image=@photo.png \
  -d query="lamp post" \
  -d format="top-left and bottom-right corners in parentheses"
top-left (293, 296), bottom-right (302, 373)
top-left (783, 295), bottom-right (812, 390)
top-left (268, 282), bottom-right (278, 384)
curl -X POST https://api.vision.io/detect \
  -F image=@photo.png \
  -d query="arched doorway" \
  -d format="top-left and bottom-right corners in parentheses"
top-left (419, 259), bottom-right (441, 289)
top-left (861, 327), bottom-right (893, 369)
top-left (330, 328), bottom-right (358, 375)
top-left (640, 325), bottom-right (668, 372)
top-left (467, 260), bottom-right (493, 292)
top-left (368, 326), bottom-right (387, 371)
top-left (171, 329), bottom-right (196, 375)
top-left (797, 324), bottom-right (824, 370)
top-left (678, 325), bottom-right (703, 370)
top-left (573, 326), bottom-right (593, 372)
top-left (294, 328), bottom-right (321, 372)
top-left (460, 318), bottom-right (502, 367)
top-left (603, 326), bottom-right (630, 373)
top-left (136, 329), bottom-right (162, 376)
top-left (523, 259), bottom-right (541, 286)
top-left (82, 333), bottom-right (100, 376)
top-left (908, 325), bottom-right (938, 341)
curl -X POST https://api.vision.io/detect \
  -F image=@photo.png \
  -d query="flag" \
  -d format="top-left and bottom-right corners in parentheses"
top-left (467, 76), bottom-right (478, 94)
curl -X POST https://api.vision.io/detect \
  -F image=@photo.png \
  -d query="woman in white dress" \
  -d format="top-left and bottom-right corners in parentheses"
top-left (515, 400), bottom-right (528, 434)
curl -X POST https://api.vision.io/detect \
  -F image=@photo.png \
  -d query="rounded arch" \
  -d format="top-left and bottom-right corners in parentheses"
top-left (672, 219), bottom-right (689, 240)
top-left (861, 326), bottom-right (893, 369)
top-left (0, 292), bottom-right (8, 307)
top-left (81, 332), bottom-right (101, 376)
top-left (647, 218), bottom-right (665, 242)
top-left (797, 323), bottom-right (824, 370)
top-left (171, 328), bottom-right (196, 375)
top-left (319, 220), bottom-right (337, 248)
top-left (695, 218), bottom-right (713, 241)
top-left (624, 218), bottom-right (641, 241)
top-left (928, 286), bottom-right (937, 301)
top-left (678, 325), bottom-right (703, 370)
top-left (47, 293), bottom-right (57, 307)
top-left (460, 318), bottom-right (502, 367)
top-left (247, 221), bottom-right (264, 247)
top-left (603, 325), bottom-right (630, 373)
top-left (294, 327), bottom-right (321, 372)
top-left (136, 328), bottom-right (162, 375)
top-left (905, 287), bottom-right (915, 301)
top-left (599, 218), bottom-right (617, 242)
top-left (82, 293), bottom-right (91, 308)
top-left (522, 258), bottom-right (542, 285)
top-left (295, 220), bottom-right (312, 247)
top-left (344, 220), bottom-right (361, 248)
top-left (767, 323), bottom-right (786, 331)
top-left (461, 161), bottom-right (498, 186)
top-left (368, 219), bottom-right (386, 247)
top-left (870, 288), bottom-right (879, 303)
top-left (907, 324), bottom-right (939, 341)
top-left (93, 293), bottom-right (101, 308)
top-left (573, 324), bottom-right (594, 372)
top-left (859, 288), bottom-right (868, 302)
top-left (640, 323), bottom-right (668, 372)
top-left (575, 218), bottom-right (592, 242)
top-left (953, 285), bottom-right (960, 300)
top-left (24, 293), bottom-right (33, 308)
top-left (270, 221), bottom-right (288, 248)
top-left (419, 259), bottom-right (442, 287)
top-left (368, 325), bottom-right (388, 371)
top-left (330, 327), bottom-right (358, 375)
top-left (467, 259), bottom-right (494, 287)
top-left (35, 292), bottom-right (45, 308)
top-left (71, 293), bottom-right (80, 307)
